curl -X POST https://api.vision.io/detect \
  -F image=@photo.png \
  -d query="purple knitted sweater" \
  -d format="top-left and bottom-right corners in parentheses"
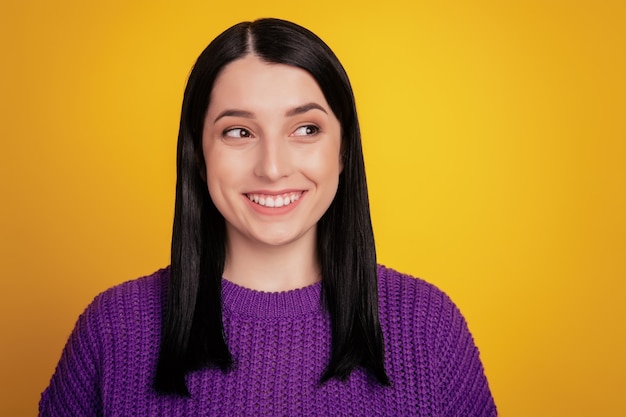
top-left (40, 265), bottom-right (496, 416)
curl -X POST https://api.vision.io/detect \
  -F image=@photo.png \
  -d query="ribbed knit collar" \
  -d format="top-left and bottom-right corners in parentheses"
top-left (221, 279), bottom-right (323, 319)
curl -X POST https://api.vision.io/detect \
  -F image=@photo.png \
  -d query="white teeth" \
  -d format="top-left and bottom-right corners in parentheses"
top-left (246, 192), bottom-right (302, 208)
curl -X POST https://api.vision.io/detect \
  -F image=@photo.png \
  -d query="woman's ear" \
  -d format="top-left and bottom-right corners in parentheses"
top-left (339, 137), bottom-right (345, 173)
top-left (196, 151), bottom-right (207, 182)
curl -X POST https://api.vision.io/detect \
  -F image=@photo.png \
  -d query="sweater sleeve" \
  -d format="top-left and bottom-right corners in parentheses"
top-left (434, 291), bottom-right (497, 417)
top-left (39, 294), bottom-right (105, 417)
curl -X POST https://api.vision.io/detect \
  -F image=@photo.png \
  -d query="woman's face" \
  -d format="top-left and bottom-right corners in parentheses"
top-left (202, 54), bottom-right (342, 250)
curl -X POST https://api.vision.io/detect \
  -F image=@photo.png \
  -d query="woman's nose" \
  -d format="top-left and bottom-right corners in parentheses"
top-left (253, 137), bottom-right (293, 181)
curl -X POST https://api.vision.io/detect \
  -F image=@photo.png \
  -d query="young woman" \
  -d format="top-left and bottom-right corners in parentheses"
top-left (40, 18), bottom-right (497, 416)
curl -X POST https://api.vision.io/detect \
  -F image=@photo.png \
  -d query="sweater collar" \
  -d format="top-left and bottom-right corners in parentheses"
top-left (221, 279), bottom-right (323, 319)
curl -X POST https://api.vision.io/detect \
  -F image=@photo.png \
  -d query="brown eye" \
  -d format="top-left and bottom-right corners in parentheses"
top-left (293, 125), bottom-right (320, 137)
top-left (224, 127), bottom-right (252, 138)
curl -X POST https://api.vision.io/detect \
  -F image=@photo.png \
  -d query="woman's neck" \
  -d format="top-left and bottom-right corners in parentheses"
top-left (222, 228), bottom-right (321, 292)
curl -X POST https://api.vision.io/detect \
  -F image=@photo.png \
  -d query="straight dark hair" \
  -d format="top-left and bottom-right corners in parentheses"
top-left (154, 18), bottom-right (389, 396)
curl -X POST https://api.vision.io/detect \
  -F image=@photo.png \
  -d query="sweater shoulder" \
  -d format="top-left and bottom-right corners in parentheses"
top-left (377, 263), bottom-right (457, 314)
top-left (81, 267), bottom-right (168, 329)
top-left (377, 266), bottom-right (497, 416)
top-left (376, 263), bottom-right (473, 354)
top-left (94, 266), bottom-right (168, 302)
top-left (39, 268), bottom-right (169, 415)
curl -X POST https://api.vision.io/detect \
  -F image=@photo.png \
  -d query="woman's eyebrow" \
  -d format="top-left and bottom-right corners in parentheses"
top-left (214, 109), bottom-right (255, 123)
top-left (286, 102), bottom-right (328, 116)
top-left (213, 102), bottom-right (327, 123)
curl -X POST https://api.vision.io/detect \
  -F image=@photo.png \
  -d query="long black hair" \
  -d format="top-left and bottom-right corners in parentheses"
top-left (154, 18), bottom-right (389, 396)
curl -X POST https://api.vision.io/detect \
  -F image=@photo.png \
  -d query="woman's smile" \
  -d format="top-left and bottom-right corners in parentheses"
top-left (245, 190), bottom-right (304, 208)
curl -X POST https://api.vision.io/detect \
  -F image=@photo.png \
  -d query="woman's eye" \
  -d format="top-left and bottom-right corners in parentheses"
top-left (292, 125), bottom-right (320, 137)
top-left (223, 128), bottom-right (251, 138)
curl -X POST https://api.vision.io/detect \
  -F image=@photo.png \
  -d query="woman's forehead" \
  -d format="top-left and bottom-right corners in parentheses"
top-left (207, 55), bottom-right (332, 118)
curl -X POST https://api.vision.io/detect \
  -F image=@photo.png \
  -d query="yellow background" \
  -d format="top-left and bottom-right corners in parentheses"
top-left (1, 0), bottom-right (625, 415)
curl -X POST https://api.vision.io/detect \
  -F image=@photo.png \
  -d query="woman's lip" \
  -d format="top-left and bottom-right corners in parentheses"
top-left (243, 191), bottom-right (306, 213)
top-left (244, 189), bottom-right (305, 195)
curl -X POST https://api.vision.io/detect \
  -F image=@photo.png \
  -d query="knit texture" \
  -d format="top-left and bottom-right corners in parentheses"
top-left (40, 265), bottom-right (497, 416)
